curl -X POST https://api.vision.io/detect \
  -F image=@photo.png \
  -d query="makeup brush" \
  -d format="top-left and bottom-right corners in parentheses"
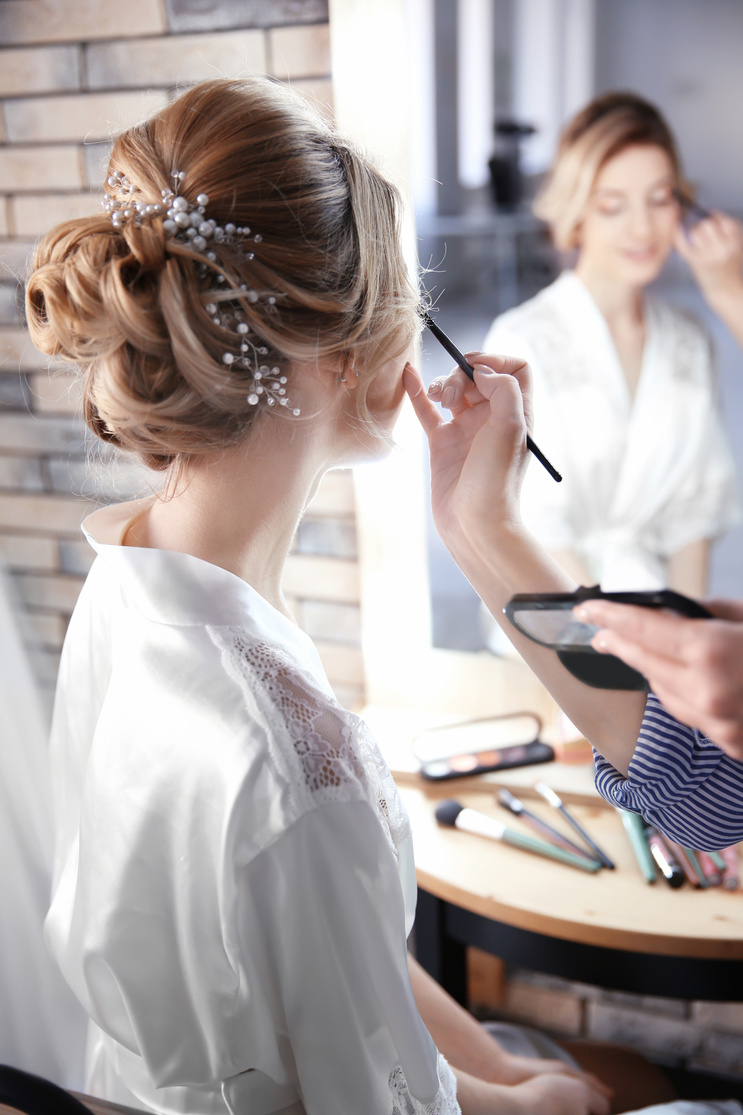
top-left (535, 782), bottom-right (615, 869)
top-left (435, 799), bottom-right (600, 873)
top-left (423, 313), bottom-right (562, 483)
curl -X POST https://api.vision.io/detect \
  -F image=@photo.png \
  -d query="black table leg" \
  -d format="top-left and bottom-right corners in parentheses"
top-left (415, 887), bottom-right (468, 1004)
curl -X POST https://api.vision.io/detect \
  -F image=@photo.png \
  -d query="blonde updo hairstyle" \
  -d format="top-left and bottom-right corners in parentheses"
top-left (26, 78), bottom-right (419, 472)
top-left (534, 91), bottom-right (691, 252)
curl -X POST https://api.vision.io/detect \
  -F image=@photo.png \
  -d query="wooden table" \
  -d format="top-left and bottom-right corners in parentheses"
top-left (402, 784), bottom-right (743, 1004)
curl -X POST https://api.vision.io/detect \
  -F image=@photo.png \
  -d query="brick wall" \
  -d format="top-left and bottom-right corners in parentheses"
top-left (469, 952), bottom-right (743, 1082)
top-left (0, 0), bottom-right (364, 710)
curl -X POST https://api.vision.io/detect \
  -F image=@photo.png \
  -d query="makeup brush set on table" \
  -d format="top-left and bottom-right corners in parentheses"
top-left (435, 785), bottom-right (740, 890)
top-left (361, 704), bottom-right (740, 893)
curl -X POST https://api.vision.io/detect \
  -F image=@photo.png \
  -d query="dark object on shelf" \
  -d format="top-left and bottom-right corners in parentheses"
top-left (488, 119), bottom-right (537, 211)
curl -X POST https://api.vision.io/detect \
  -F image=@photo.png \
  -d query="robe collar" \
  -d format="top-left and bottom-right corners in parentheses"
top-left (82, 500), bottom-right (312, 658)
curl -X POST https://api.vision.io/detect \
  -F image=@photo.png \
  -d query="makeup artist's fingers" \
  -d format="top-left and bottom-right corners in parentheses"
top-left (403, 363), bottom-right (446, 437)
top-left (704, 598), bottom-right (743, 622)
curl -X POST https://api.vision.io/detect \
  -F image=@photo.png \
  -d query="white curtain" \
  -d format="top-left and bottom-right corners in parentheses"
top-left (0, 565), bottom-right (86, 1087)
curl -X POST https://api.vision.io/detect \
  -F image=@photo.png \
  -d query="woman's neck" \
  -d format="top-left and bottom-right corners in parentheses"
top-left (573, 259), bottom-right (644, 328)
top-left (574, 259), bottom-right (647, 398)
top-left (129, 418), bottom-right (333, 618)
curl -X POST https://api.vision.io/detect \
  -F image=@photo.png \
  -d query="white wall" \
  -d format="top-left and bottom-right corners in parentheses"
top-left (595, 0), bottom-right (743, 212)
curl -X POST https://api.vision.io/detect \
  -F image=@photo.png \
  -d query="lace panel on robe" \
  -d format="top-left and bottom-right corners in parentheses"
top-left (208, 626), bottom-right (411, 860)
top-left (389, 1055), bottom-right (459, 1115)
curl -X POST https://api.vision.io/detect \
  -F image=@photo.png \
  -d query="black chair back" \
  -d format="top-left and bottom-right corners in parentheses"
top-left (0, 1065), bottom-right (91, 1115)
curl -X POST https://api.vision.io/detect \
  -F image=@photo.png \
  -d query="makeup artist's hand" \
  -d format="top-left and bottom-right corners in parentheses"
top-left (574, 597), bottom-right (743, 760)
top-left (675, 212), bottom-right (743, 344)
top-left (403, 354), bottom-right (533, 567)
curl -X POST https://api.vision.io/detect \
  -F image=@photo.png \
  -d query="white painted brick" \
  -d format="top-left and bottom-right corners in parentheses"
top-left (11, 193), bottom-right (99, 238)
top-left (0, 0), bottom-right (166, 45)
top-left (4, 90), bottom-right (169, 145)
top-left (586, 1000), bottom-right (704, 1061)
top-left (0, 373), bottom-right (30, 409)
top-left (0, 46), bottom-right (81, 98)
top-left (693, 1030), bottom-right (743, 1076)
top-left (0, 145), bottom-right (82, 193)
top-left (292, 77), bottom-right (333, 116)
top-left (27, 646), bottom-right (61, 687)
top-left (30, 370), bottom-right (82, 415)
top-left (49, 452), bottom-right (158, 501)
top-left (300, 600), bottom-right (361, 643)
top-left (295, 517), bottom-right (356, 558)
top-left (164, 0), bottom-right (327, 34)
top-left (0, 242), bottom-right (38, 280)
top-left (591, 988), bottom-right (688, 1019)
top-left (82, 142), bottom-right (113, 190)
top-left (0, 327), bottom-right (66, 372)
top-left (0, 285), bottom-right (22, 327)
top-left (691, 1002), bottom-right (743, 1033)
top-left (24, 610), bottom-right (67, 648)
top-left (306, 469), bottom-right (355, 516)
top-left (0, 412), bottom-right (84, 455)
top-left (314, 639), bottom-right (364, 686)
top-left (86, 31), bottom-right (266, 90)
top-left (59, 539), bottom-right (95, 575)
top-left (284, 553), bottom-right (360, 602)
top-left (16, 571), bottom-right (84, 611)
top-left (269, 24), bottom-right (330, 79)
top-left (0, 532), bottom-right (57, 571)
top-left (502, 977), bottom-right (583, 1036)
top-left (331, 682), bottom-right (364, 711)
top-left (0, 493), bottom-right (91, 535)
top-left (0, 455), bottom-right (44, 491)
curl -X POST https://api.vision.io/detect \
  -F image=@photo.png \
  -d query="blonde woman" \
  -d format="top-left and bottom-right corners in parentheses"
top-left (27, 79), bottom-right (624, 1115)
top-left (483, 92), bottom-right (739, 595)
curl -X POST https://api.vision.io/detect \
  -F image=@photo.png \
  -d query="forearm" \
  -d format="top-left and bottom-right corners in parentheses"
top-left (703, 282), bottom-right (743, 349)
top-left (450, 522), bottom-right (645, 775)
top-left (667, 538), bottom-right (709, 597)
top-left (550, 548), bottom-right (594, 587)
top-left (409, 954), bottom-right (509, 1084)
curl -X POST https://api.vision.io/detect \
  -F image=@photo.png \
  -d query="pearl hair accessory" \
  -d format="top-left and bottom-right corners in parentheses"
top-left (102, 170), bottom-right (299, 416)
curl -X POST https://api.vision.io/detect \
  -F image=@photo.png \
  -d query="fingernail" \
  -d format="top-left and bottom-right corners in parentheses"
top-left (428, 380), bottom-right (442, 396)
top-left (441, 385), bottom-right (455, 408)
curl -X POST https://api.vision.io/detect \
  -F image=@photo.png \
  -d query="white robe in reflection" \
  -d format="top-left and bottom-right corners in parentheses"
top-left (484, 271), bottom-right (740, 589)
top-left (45, 501), bottom-right (458, 1115)
top-left (0, 565), bottom-right (87, 1086)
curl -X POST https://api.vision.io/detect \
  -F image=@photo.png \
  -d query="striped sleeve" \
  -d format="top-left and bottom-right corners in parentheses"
top-left (593, 694), bottom-right (743, 851)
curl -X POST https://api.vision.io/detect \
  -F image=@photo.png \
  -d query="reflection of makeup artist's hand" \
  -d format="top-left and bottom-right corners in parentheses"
top-left (403, 354), bottom-right (533, 567)
top-left (574, 598), bottom-right (743, 760)
top-left (675, 213), bottom-right (743, 344)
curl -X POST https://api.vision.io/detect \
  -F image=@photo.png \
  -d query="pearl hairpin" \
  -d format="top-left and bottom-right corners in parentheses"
top-left (102, 169), bottom-right (299, 416)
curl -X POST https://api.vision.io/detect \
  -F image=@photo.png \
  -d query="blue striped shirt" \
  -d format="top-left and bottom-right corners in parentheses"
top-left (594, 694), bottom-right (743, 851)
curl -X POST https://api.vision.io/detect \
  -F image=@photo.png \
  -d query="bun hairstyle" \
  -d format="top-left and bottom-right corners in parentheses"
top-left (26, 78), bottom-right (419, 471)
top-left (534, 91), bottom-right (690, 252)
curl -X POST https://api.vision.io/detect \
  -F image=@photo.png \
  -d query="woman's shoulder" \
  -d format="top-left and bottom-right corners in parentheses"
top-left (206, 623), bottom-right (411, 861)
top-left (483, 272), bottom-right (576, 352)
top-left (646, 296), bottom-right (714, 383)
top-left (648, 296), bottom-right (711, 347)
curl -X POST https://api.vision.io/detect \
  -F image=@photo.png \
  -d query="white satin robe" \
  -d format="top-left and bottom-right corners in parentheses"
top-left (484, 271), bottom-right (740, 589)
top-left (44, 501), bottom-right (458, 1115)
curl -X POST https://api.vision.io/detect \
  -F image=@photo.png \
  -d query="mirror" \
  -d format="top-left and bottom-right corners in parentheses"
top-left (411, 0), bottom-right (743, 652)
